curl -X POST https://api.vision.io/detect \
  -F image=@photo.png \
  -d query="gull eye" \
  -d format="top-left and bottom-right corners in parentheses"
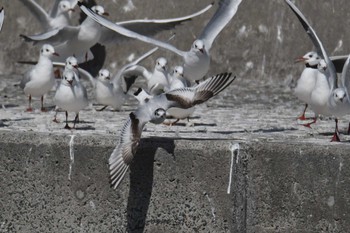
top-left (46, 49), bottom-right (49, 52)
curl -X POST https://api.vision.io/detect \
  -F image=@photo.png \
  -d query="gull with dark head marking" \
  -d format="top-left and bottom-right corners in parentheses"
top-left (18, 0), bottom-right (75, 31)
top-left (285, 0), bottom-right (350, 141)
top-left (20, 44), bottom-right (59, 112)
top-left (54, 69), bottom-right (88, 129)
top-left (109, 72), bottom-right (235, 189)
top-left (78, 0), bottom-right (242, 82)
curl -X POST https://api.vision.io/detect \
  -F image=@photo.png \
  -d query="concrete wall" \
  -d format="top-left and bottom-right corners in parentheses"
top-left (1, 132), bottom-right (350, 232)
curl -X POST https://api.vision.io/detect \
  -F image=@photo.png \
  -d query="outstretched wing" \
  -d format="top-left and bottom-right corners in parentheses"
top-left (285, 0), bottom-right (337, 90)
top-left (199, 0), bottom-right (243, 50)
top-left (78, 2), bottom-right (186, 57)
top-left (0, 7), bottom-right (4, 32)
top-left (99, 3), bottom-right (213, 44)
top-left (18, 0), bottom-right (51, 30)
top-left (339, 55), bottom-right (350, 103)
top-left (165, 72), bottom-right (235, 109)
top-left (109, 112), bottom-right (146, 189)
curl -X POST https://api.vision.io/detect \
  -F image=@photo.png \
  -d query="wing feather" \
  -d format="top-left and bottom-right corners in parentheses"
top-left (109, 112), bottom-right (145, 189)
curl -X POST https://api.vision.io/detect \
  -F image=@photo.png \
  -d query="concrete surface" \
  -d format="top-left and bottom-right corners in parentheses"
top-left (1, 0), bottom-right (350, 232)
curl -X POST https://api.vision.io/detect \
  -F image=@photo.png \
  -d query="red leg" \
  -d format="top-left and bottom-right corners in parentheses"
top-left (331, 118), bottom-right (340, 142)
top-left (26, 95), bottom-right (33, 112)
top-left (302, 117), bottom-right (317, 128)
top-left (53, 111), bottom-right (60, 123)
top-left (297, 104), bottom-right (308, 120)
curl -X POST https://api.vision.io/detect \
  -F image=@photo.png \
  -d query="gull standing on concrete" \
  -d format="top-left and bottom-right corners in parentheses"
top-left (23, 2), bottom-right (214, 63)
top-left (54, 69), bottom-right (88, 129)
top-left (122, 57), bottom-right (169, 95)
top-left (285, 0), bottom-right (349, 141)
top-left (18, 0), bottom-right (75, 31)
top-left (0, 7), bottom-right (4, 32)
top-left (78, 0), bottom-right (242, 82)
top-left (20, 44), bottom-right (59, 112)
top-left (109, 72), bottom-right (235, 189)
top-left (293, 51), bottom-right (322, 121)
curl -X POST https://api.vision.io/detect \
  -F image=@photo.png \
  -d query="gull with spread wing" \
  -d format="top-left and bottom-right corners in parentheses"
top-left (78, 0), bottom-right (242, 83)
top-left (109, 72), bottom-right (235, 189)
top-left (22, 2), bottom-right (213, 63)
top-left (18, 0), bottom-right (75, 31)
top-left (285, 0), bottom-right (350, 141)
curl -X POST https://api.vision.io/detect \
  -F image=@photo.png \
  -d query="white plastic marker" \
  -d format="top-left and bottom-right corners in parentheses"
top-left (227, 143), bottom-right (240, 194)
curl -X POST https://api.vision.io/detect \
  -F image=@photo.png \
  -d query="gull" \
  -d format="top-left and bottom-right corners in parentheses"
top-left (78, 0), bottom-right (242, 82)
top-left (18, 0), bottom-right (75, 31)
top-left (165, 66), bottom-right (195, 125)
top-left (54, 69), bottom-right (88, 129)
top-left (23, 2), bottom-right (214, 63)
top-left (0, 7), bottom-right (4, 32)
top-left (285, 0), bottom-right (350, 141)
top-left (20, 44), bottom-right (59, 112)
top-left (21, 5), bottom-right (109, 63)
top-left (122, 57), bottom-right (169, 95)
top-left (109, 72), bottom-right (235, 189)
top-left (293, 51), bottom-right (322, 121)
top-left (294, 52), bottom-right (348, 121)
top-left (75, 47), bottom-right (160, 111)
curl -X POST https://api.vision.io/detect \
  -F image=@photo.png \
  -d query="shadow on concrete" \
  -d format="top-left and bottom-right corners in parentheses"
top-left (126, 137), bottom-right (175, 232)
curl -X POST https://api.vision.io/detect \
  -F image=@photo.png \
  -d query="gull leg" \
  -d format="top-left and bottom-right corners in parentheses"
top-left (64, 111), bottom-right (71, 129)
top-left (40, 96), bottom-right (47, 112)
top-left (53, 110), bottom-right (60, 123)
top-left (347, 122), bottom-right (350, 135)
top-left (302, 117), bottom-right (317, 128)
top-left (297, 104), bottom-right (308, 120)
top-left (26, 95), bottom-right (33, 112)
top-left (73, 113), bottom-right (79, 129)
top-left (331, 118), bottom-right (340, 142)
top-left (97, 105), bottom-right (108, 111)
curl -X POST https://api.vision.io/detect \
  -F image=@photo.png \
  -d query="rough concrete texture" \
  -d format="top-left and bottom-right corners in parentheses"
top-left (1, 0), bottom-right (350, 232)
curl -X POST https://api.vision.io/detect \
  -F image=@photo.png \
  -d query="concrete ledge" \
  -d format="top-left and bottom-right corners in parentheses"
top-left (1, 131), bottom-right (350, 232)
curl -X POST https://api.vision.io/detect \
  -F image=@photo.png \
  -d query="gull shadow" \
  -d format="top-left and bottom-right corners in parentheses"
top-left (0, 104), bottom-right (19, 109)
top-left (2, 117), bottom-right (35, 122)
top-left (75, 126), bottom-right (96, 131)
top-left (127, 137), bottom-right (175, 232)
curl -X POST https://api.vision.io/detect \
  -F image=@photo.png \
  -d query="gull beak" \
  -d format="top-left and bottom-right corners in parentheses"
top-left (103, 12), bottom-right (109, 16)
top-left (294, 56), bottom-right (306, 63)
top-left (162, 66), bottom-right (166, 71)
top-left (73, 65), bottom-right (79, 69)
top-left (68, 80), bottom-right (73, 86)
top-left (199, 48), bottom-right (204, 54)
top-left (53, 52), bottom-right (59, 57)
top-left (69, 8), bottom-right (75, 12)
top-left (106, 76), bottom-right (111, 80)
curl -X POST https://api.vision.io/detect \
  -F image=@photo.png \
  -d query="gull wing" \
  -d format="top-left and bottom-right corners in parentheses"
top-left (99, 3), bottom-right (213, 44)
top-left (199, 0), bottom-right (242, 50)
top-left (0, 8), bottom-right (4, 32)
top-left (78, 2), bottom-right (186, 57)
top-left (20, 26), bottom-right (79, 46)
top-left (18, 0), bottom-right (51, 30)
top-left (285, 0), bottom-right (337, 90)
top-left (339, 55), bottom-right (350, 103)
top-left (165, 72), bottom-right (235, 109)
top-left (330, 55), bottom-right (349, 73)
top-left (109, 112), bottom-right (147, 189)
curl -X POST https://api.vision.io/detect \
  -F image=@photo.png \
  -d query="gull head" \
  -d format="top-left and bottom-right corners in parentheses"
top-left (97, 69), bottom-right (111, 82)
top-left (92, 5), bottom-right (109, 16)
top-left (317, 59), bottom-right (327, 72)
top-left (155, 57), bottom-right (167, 72)
top-left (173, 66), bottom-right (184, 78)
top-left (40, 44), bottom-right (59, 57)
top-left (62, 70), bottom-right (76, 87)
top-left (65, 56), bottom-right (78, 69)
top-left (332, 88), bottom-right (346, 103)
top-left (58, 0), bottom-right (75, 14)
top-left (192, 40), bottom-right (205, 54)
top-left (295, 51), bottom-right (321, 66)
top-left (151, 108), bottom-right (167, 124)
